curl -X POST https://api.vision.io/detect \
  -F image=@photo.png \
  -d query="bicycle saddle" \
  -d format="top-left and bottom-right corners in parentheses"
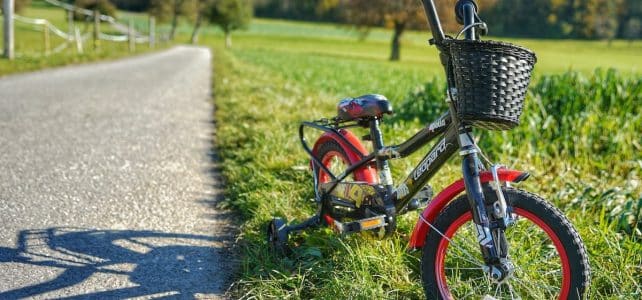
top-left (337, 94), bottom-right (393, 121)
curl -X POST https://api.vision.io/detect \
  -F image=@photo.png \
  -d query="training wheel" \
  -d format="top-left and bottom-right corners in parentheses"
top-left (267, 217), bottom-right (289, 254)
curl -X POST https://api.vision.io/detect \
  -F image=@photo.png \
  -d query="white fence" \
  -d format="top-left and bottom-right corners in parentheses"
top-left (4, 0), bottom-right (156, 58)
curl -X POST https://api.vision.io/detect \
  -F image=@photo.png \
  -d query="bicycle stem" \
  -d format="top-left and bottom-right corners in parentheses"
top-left (460, 1), bottom-right (477, 40)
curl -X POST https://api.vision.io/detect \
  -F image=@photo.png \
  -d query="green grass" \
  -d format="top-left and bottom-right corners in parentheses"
top-left (232, 19), bottom-right (642, 75)
top-left (0, 1), bottom-right (166, 76)
top-left (204, 18), bottom-right (642, 299)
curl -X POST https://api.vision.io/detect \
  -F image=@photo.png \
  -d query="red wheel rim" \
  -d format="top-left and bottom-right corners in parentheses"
top-left (435, 208), bottom-right (571, 299)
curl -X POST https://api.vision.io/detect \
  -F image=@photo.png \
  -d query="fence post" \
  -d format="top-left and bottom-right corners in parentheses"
top-left (67, 9), bottom-right (74, 42)
top-left (128, 19), bottom-right (135, 53)
top-left (149, 16), bottom-right (155, 49)
top-left (93, 9), bottom-right (100, 50)
top-left (75, 26), bottom-right (83, 54)
top-left (44, 23), bottom-right (51, 56)
top-left (3, 0), bottom-right (14, 59)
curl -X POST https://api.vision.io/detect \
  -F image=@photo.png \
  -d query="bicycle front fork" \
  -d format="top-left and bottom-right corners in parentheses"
top-left (459, 131), bottom-right (514, 282)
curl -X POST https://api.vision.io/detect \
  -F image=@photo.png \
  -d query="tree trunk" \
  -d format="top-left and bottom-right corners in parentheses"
top-left (169, 13), bottom-right (178, 40)
top-left (225, 31), bottom-right (232, 49)
top-left (190, 8), bottom-right (203, 44)
top-left (390, 21), bottom-right (405, 61)
top-left (169, 0), bottom-right (183, 41)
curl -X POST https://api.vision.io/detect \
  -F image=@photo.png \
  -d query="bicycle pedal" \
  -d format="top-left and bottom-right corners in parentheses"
top-left (329, 215), bottom-right (387, 235)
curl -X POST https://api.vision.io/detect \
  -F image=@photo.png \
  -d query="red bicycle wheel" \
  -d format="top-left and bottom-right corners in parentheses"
top-left (315, 140), bottom-right (376, 184)
top-left (421, 188), bottom-right (590, 299)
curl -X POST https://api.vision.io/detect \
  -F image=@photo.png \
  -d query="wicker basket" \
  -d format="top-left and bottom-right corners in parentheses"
top-left (447, 40), bottom-right (537, 130)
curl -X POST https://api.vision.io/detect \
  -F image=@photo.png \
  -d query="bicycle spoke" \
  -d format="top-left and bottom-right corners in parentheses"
top-left (420, 214), bottom-right (485, 267)
top-left (512, 275), bottom-right (559, 298)
top-left (494, 282), bottom-right (501, 297)
top-left (510, 276), bottom-right (541, 297)
top-left (507, 282), bottom-right (521, 300)
top-left (445, 252), bottom-right (484, 269)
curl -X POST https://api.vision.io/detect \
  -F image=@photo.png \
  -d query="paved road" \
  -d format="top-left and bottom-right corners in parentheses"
top-left (0, 46), bottom-right (236, 299)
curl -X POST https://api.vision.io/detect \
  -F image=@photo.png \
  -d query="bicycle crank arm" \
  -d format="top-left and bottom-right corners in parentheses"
top-left (283, 215), bottom-right (322, 233)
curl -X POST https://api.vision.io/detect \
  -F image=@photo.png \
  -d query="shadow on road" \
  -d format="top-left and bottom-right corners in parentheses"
top-left (0, 227), bottom-right (229, 299)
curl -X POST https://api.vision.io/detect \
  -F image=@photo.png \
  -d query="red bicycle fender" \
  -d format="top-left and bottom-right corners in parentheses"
top-left (311, 129), bottom-right (378, 183)
top-left (408, 169), bottom-right (529, 250)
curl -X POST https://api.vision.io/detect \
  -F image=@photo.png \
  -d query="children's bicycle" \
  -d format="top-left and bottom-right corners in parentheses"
top-left (267, 1), bottom-right (590, 298)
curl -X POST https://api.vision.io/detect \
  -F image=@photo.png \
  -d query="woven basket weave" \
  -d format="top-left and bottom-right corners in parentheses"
top-left (447, 40), bottom-right (537, 130)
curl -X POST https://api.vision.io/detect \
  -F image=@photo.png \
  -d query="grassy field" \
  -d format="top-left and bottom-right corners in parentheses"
top-left (0, 0), bottom-right (164, 76)
top-left (233, 19), bottom-right (642, 74)
top-left (204, 18), bottom-right (642, 299)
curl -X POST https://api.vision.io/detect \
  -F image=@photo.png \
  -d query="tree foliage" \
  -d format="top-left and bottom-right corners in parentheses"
top-left (110, 0), bottom-right (150, 12)
top-left (149, 0), bottom-right (199, 40)
top-left (618, 0), bottom-right (642, 40)
top-left (255, 0), bottom-right (642, 40)
top-left (1, 0), bottom-right (31, 13)
top-left (255, 0), bottom-right (332, 22)
top-left (205, 0), bottom-right (252, 48)
top-left (149, 0), bottom-right (199, 22)
top-left (73, 0), bottom-right (117, 19)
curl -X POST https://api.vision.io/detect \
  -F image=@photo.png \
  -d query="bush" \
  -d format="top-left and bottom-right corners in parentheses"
top-left (392, 77), bottom-right (447, 124)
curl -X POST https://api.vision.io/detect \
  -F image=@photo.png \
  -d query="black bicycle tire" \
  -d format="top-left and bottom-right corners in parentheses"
top-left (315, 140), bottom-right (351, 183)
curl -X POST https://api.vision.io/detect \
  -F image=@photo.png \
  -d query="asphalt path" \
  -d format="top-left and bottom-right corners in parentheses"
top-left (0, 46), bottom-right (236, 299)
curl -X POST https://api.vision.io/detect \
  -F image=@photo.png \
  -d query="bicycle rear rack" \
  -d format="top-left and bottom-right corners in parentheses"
top-left (299, 119), bottom-right (376, 201)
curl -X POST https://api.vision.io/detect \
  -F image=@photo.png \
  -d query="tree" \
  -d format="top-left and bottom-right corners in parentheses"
top-left (149, 0), bottom-right (198, 40)
top-left (594, 0), bottom-right (621, 43)
top-left (336, 0), bottom-right (426, 61)
top-left (206, 0), bottom-right (252, 48)
top-left (1, 0), bottom-right (31, 13)
top-left (256, 0), bottom-right (322, 21)
top-left (618, 0), bottom-right (642, 40)
top-left (484, 0), bottom-right (561, 38)
top-left (190, 0), bottom-right (212, 44)
top-left (110, 0), bottom-right (150, 12)
top-left (570, 0), bottom-right (622, 40)
top-left (73, 0), bottom-right (117, 20)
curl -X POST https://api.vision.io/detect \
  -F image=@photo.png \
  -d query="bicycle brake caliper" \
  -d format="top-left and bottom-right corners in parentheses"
top-left (490, 165), bottom-right (512, 228)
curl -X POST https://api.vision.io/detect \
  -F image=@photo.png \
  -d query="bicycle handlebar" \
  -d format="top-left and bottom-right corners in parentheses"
top-left (420, 0), bottom-right (480, 44)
